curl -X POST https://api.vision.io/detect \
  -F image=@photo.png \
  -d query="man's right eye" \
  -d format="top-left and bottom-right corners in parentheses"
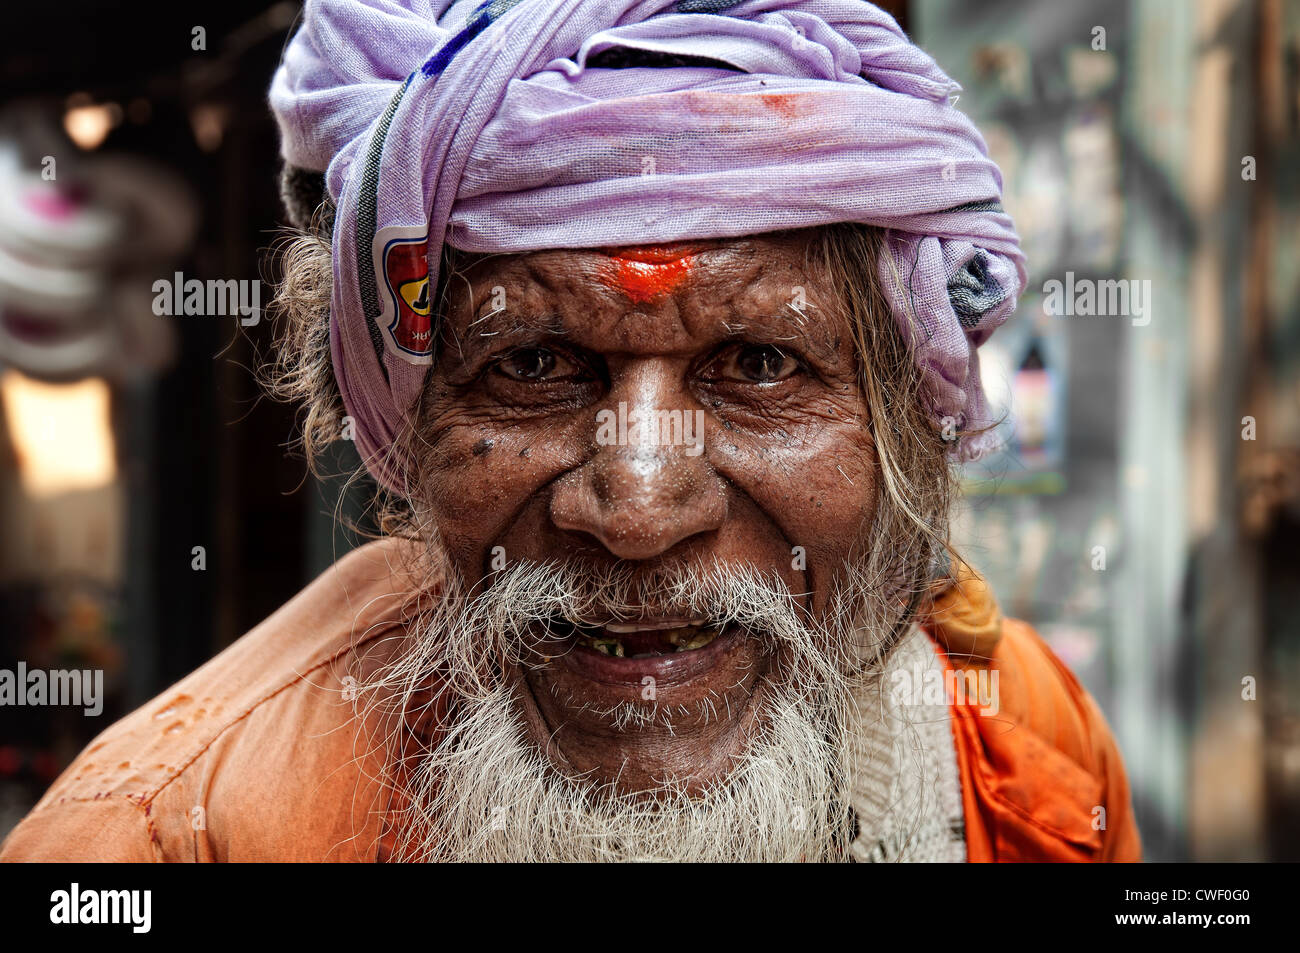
top-left (494, 347), bottom-right (570, 381)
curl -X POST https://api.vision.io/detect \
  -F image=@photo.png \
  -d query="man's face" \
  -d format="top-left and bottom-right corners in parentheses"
top-left (417, 230), bottom-right (878, 794)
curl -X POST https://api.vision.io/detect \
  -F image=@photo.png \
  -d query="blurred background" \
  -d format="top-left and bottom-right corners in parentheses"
top-left (0, 0), bottom-right (1296, 861)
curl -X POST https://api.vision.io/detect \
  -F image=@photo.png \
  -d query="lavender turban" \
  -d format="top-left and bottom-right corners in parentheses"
top-left (270, 0), bottom-right (1026, 492)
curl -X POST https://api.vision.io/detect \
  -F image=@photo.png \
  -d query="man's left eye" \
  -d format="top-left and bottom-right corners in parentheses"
top-left (712, 344), bottom-right (800, 384)
top-left (495, 347), bottom-right (575, 381)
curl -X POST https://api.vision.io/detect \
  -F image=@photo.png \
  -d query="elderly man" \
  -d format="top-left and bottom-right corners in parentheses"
top-left (2, 0), bottom-right (1138, 862)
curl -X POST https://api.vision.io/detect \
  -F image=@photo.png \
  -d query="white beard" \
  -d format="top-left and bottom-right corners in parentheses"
top-left (361, 556), bottom-right (903, 862)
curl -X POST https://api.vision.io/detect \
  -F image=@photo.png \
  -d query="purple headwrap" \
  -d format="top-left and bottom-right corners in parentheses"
top-left (270, 0), bottom-right (1026, 492)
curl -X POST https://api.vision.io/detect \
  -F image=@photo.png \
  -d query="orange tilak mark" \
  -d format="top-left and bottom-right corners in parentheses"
top-left (602, 243), bottom-right (703, 304)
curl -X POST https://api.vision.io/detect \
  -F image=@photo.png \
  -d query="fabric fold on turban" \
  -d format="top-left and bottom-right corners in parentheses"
top-left (271, 0), bottom-right (1027, 492)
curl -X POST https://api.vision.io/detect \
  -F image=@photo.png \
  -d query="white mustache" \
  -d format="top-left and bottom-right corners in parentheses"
top-left (437, 557), bottom-right (854, 692)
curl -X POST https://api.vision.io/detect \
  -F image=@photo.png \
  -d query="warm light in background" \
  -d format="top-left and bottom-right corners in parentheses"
top-left (62, 100), bottom-right (122, 150)
top-left (189, 103), bottom-right (227, 153)
top-left (0, 370), bottom-right (116, 497)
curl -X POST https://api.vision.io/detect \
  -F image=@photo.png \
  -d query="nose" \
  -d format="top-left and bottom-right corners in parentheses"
top-left (549, 368), bottom-right (726, 560)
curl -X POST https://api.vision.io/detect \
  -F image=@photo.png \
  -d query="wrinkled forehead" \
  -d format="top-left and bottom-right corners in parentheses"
top-left (444, 231), bottom-right (837, 307)
top-left (438, 231), bottom-right (847, 351)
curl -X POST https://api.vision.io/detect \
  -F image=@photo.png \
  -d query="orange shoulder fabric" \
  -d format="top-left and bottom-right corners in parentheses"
top-left (0, 537), bottom-right (430, 863)
top-left (921, 569), bottom-right (1141, 863)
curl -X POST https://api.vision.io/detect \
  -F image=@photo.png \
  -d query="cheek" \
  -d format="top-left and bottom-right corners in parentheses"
top-left (709, 412), bottom-right (877, 594)
top-left (415, 402), bottom-right (587, 575)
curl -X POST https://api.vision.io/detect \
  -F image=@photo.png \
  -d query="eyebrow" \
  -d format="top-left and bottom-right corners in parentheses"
top-left (718, 308), bottom-right (841, 363)
top-left (462, 308), bottom-right (565, 342)
top-left (439, 305), bottom-right (564, 367)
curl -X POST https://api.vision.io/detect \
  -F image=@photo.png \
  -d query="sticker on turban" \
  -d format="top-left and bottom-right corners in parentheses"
top-left (376, 225), bottom-right (434, 360)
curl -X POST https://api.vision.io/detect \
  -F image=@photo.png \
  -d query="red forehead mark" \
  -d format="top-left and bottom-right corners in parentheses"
top-left (601, 243), bottom-right (703, 305)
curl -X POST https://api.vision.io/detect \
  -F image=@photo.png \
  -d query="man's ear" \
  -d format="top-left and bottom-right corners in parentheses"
top-left (279, 162), bottom-right (334, 237)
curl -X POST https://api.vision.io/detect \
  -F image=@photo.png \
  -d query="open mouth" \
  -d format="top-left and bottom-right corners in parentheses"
top-left (572, 618), bottom-right (725, 659)
top-left (535, 616), bottom-right (741, 686)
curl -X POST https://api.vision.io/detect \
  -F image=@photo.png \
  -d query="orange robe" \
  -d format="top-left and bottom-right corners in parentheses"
top-left (920, 564), bottom-right (1141, 862)
top-left (0, 540), bottom-right (1140, 862)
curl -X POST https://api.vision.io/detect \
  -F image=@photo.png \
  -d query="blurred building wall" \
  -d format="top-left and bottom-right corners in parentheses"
top-left (918, 0), bottom-right (1300, 861)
